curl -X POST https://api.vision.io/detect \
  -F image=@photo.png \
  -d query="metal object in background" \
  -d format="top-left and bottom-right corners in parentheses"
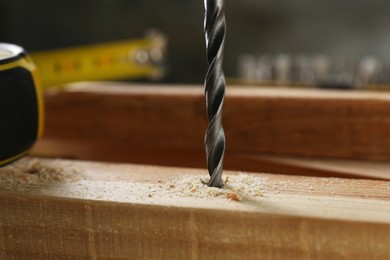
top-left (0, 43), bottom-right (44, 166)
top-left (237, 54), bottom-right (390, 90)
top-left (203, 0), bottom-right (226, 188)
top-left (30, 32), bottom-right (167, 90)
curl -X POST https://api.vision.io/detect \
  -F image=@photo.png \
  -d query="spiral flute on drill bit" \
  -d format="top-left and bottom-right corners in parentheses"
top-left (204, 0), bottom-right (226, 188)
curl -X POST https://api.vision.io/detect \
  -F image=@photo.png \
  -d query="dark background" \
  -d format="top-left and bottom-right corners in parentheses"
top-left (1, 0), bottom-right (389, 83)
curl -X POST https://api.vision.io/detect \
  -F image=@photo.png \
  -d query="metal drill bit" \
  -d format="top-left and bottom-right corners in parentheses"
top-left (203, 0), bottom-right (226, 188)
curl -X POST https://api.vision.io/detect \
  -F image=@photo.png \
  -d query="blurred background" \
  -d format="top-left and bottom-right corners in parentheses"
top-left (1, 0), bottom-right (390, 85)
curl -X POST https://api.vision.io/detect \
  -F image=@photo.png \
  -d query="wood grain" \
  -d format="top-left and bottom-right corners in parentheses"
top-left (39, 83), bottom-right (390, 160)
top-left (32, 82), bottom-right (390, 178)
top-left (0, 158), bottom-right (390, 259)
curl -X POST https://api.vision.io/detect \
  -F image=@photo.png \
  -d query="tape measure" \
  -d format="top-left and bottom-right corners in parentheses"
top-left (0, 35), bottom-right (166, 166)
top-left (31, 35), bottom-right (167, 90)
top-left (0, 43), bottom-right (44, 166)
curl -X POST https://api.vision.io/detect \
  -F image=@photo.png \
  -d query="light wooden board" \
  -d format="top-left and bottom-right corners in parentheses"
top-left (1, 158), bottom-right (390, 259)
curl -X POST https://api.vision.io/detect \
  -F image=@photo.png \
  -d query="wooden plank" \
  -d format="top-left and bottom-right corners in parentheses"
top-left (32, 82), bottom-right (390, 178)
top-left (38, 83), bottom-right (390, 161)
top-left (0, 158), bottom-right (389, 259)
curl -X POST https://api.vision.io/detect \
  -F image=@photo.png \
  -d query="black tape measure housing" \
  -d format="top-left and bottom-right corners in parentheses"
top-left (0, 43), bottom-right (41, 166)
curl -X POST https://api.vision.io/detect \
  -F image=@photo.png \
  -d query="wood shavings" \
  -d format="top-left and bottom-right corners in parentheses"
top-left (162, 174), bottom-right (267, 201)
top-left (227, 192), bottom-right (241, 201)
top-left (0, 158), bottom-right (81, 186)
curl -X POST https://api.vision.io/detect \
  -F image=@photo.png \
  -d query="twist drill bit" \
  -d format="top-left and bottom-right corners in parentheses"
top-left (204, 0), bottom-right (226, 188)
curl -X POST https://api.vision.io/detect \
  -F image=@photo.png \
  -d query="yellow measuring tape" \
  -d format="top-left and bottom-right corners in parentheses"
top-left (31, 35), bottom-right (167, 90)
top-left (0, 35), bottom-right (166, 166)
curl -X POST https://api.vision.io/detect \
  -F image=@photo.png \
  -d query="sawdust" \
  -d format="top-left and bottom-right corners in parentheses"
top-left (0, 158), bottom-right (266, 202)
top-left (160, 174), bottom-right (267, 201)
top-left (0, 158), bottom-right (80, 186)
